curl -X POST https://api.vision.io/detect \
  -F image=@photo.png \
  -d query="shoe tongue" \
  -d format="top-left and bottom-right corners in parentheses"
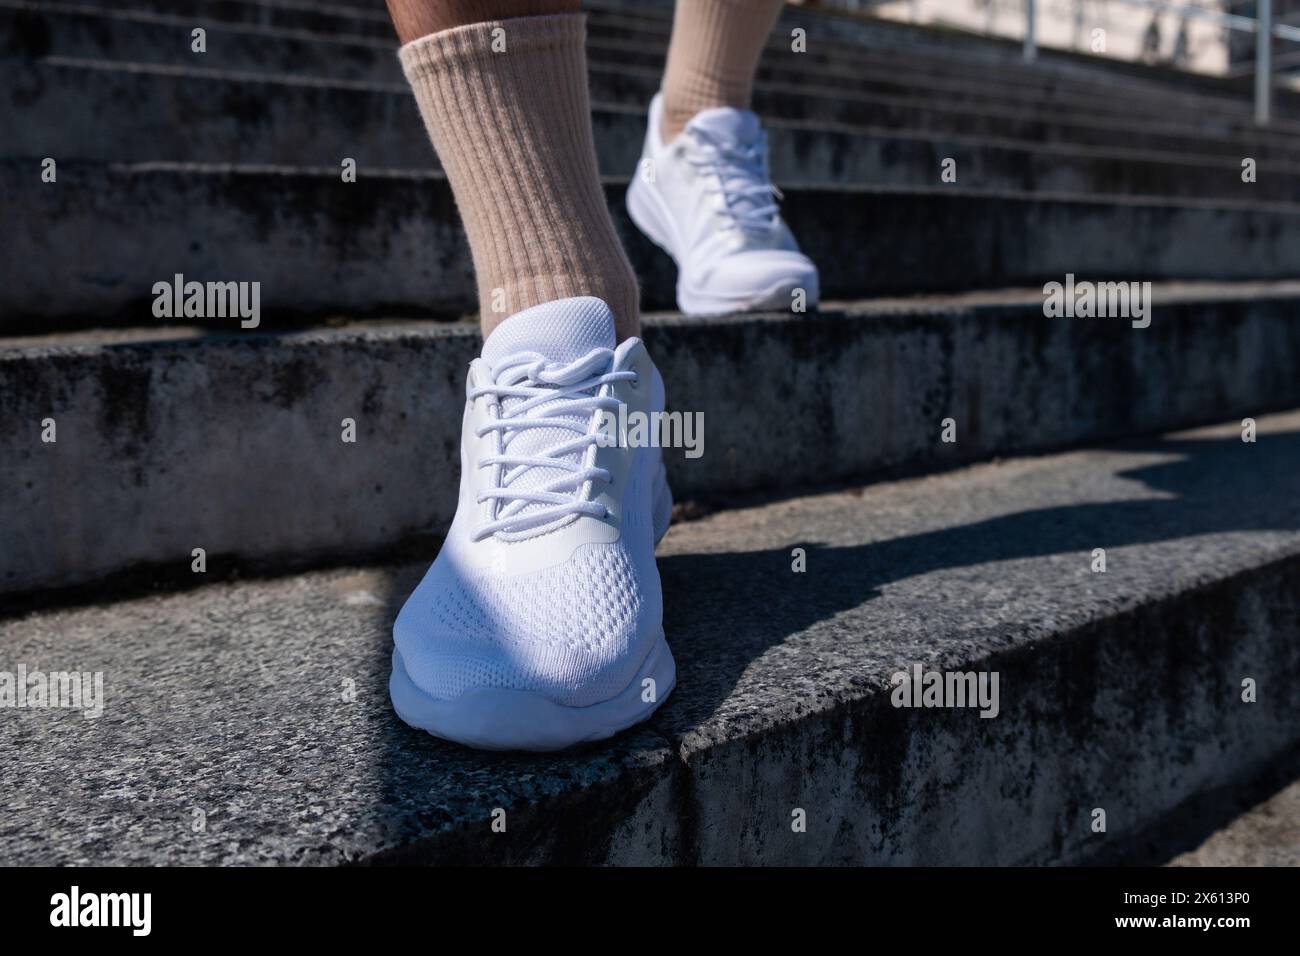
top-left (481, 296), bottom-right (616, 369)
top-left (478, 297), bottom-right (618, 533)
top-left (686, 106), bottom-right (761, 146)
top-left (685, 108), bottom-right (775, 231)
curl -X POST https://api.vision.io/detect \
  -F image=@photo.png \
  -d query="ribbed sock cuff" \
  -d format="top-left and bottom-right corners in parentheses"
top-left (660, 0), bottom-right (786, 141)
top-left (401, 13), bottom-right (640, 336)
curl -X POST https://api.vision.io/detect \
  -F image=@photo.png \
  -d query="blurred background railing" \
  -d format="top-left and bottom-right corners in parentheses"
top-left (808, 0), bottom-right (1300, 122)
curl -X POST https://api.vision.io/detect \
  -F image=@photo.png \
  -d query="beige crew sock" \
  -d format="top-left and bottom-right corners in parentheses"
top-left (660, 0), bottom-right (786, 143)
top-left (400, 13), bottom-right (639, 339)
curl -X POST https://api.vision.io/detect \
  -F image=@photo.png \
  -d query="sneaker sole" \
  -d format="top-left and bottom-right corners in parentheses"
top-left (389, 633), bottom-right (676, 752)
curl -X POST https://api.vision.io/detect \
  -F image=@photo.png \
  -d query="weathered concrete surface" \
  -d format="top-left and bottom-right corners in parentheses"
top-left (5, 283), bottom-right (1300, 596)
top-left (587, 0), bottom-right (1300, 115)
top-left (27, 0), bottom-right (1298, 117)
top-left (7, 0), bottom-right (1298, 179)
top-left (6, 160), bottom-right (1300, 325)
top-left (48, 0), bottom-right (398, 40)
top-left (3, 59), bottom-right (650, 173)
top-left (1168, 778), bottom-right (1300, 866)
top-left (8, 10), bottom-right (1292, 140)
top-left (1, 411), bottom-right (1298, 864)
top-left (11, 58), bottom-right (1300, 203)
top-left (658, 412), bottom-right (1300, 864)
top-left (10, 51), bottom-right (1300, 167)
top-left (0, 560), bottom-right (683, 864)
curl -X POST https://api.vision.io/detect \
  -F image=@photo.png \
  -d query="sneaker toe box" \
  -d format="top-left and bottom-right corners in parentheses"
top-left (393, 542), bottom-right (661, 707)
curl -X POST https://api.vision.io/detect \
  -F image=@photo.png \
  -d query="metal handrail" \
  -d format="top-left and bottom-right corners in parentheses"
top-left (1017, 0), bottom-right (1291, 122)
top-left (828, 0), bottom-right (1294, 124)
top-left (1101, 0), bottom-right (1300, 42)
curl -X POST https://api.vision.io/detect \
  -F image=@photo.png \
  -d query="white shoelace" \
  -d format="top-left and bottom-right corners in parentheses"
top-left (685, 126), bottom-right (783, 233)
top-left (469, 348), bottom-right (636, 541)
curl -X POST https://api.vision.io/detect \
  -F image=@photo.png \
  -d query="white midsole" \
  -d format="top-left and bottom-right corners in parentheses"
top-left (389, 632), bottom-right (676, 752)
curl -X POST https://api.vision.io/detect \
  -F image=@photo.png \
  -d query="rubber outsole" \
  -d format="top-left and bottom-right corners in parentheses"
top-left (389, 634), bottom-right (676, 752)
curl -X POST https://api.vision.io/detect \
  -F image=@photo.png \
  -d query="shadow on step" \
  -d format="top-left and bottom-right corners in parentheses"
top-left (650, 426), bottom-right (1299, 737)
top-left (370, 423), bottom-right (1299, 861)
top-left (1084, 741), bottom-right (1300, 865)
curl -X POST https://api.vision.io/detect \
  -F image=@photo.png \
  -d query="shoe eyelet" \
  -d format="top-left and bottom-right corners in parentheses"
top-left (629, 374), bottom-right (640, 390)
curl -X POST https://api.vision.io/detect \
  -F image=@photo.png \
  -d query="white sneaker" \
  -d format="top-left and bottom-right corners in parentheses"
top-left (627, 93), bottom-right (819, 316)
top-left (390, 296), bottom-right (675, 751)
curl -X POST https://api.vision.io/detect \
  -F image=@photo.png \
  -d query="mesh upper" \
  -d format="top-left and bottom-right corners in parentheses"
top-left (394, 297), bottom-right (664, 709)
top-left (395, 542), bottom-right (658, 706)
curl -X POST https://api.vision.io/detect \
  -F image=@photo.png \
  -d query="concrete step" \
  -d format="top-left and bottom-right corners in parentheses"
top-left (11, 59), bottom-right (1295, 202)
top-left (13, 55), bottom-right (1300, 173)
top-left (5, 2), bottom-right (1283, 132)
top-left (2, 2), bottom-right (402, 84)
top-left (2, 409), bottom-right (1297, 864)
top-left (5, 160), bottom-right (1300, 327)
top-left (1167, 774), bottom-right (1300, 866)
top-left (740, 78), bottom-right (1300, 161)
top-left (11, 1), bottom-right (1298, 176)
top-left (28, 0), bottom-right (1289, 120)
top-left (581, 14), bottom-right (1298, 129)
top-left (11, 16), bottom-right (1300, 160)
top-left (584, 0), bottom-right (1300, 114)
top-left (4, 282), bottom-right (1300, 597)
top-left (57, 0), bottom-right (396, 40)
